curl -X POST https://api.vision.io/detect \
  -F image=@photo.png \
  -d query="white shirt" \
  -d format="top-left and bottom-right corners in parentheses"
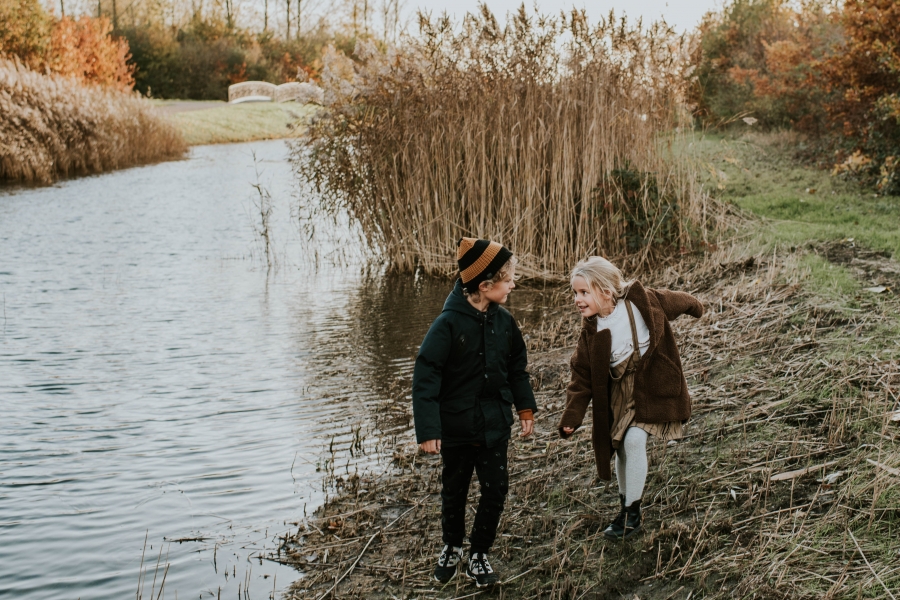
top-left (596, 300), bottom-right (651, 366)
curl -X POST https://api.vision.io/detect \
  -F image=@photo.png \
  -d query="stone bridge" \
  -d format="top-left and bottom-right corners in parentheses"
top-left (228, 81), bottom-right (324, 105)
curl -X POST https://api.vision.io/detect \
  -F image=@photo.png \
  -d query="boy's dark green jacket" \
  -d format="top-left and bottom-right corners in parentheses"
top-left (412, 280), bottom-right (537, 447)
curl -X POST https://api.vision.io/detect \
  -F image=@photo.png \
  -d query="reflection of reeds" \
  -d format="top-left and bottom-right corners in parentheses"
top-left (296, 7), bottom-right (722, 276)
top-left (0, 59), bottom-right (186, 184)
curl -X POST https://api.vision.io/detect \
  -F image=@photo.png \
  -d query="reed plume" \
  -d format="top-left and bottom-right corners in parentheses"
top-left (0, 58), bottom-right (186, 184)
top-left (294, 5), bottom-right (721, 277)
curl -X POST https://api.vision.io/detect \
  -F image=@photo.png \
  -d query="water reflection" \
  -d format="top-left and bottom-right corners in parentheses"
top-left (0, 140), bottom-right (554, 600)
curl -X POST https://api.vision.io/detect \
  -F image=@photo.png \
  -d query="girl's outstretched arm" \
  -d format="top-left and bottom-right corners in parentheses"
top-left (652, 288), bottom-right (704, 321)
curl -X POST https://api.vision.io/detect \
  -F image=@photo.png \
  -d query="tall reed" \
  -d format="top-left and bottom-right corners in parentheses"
top-left (294, 6), bottom-right (721, 277)
top-left (0, 58), bottom-right (186, 184)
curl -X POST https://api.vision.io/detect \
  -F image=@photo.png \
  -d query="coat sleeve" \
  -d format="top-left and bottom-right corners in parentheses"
top-left (652, 288), bottom-right (704, 321)
top-left (412, 317), bottom-right (451, 444)
top-left (558, 332), bottom-right (592, 438)
top-left (507, 316), bottom-right (537, 414)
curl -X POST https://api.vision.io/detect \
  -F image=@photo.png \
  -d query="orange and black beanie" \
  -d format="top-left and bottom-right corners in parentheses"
top-left (456, 237), bottom-right (513, 293)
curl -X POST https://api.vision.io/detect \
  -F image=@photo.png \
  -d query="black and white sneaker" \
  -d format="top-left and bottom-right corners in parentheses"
top-left (433, 544), bottom-right (463, 583)
top-left (465, 552), bottom-right (500, 587)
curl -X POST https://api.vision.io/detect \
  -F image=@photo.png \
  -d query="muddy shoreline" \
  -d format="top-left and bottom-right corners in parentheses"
top-left (274, 245), bottom-right (900, 600)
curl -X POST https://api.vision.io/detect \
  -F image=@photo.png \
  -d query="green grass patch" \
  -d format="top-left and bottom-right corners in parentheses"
top-left (690, 131), bottom-right (900, 257)
top-left (801, 254), bottom-right (860, 305)
top-left (158, 101), bottom-right (315, 145)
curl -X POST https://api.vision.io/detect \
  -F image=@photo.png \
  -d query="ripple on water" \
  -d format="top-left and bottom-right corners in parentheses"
top-left (0, 139), bottom-right (556, 600)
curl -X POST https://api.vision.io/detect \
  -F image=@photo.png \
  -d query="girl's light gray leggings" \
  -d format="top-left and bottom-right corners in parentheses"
top-left (615, 426), bottom-right (648, 506)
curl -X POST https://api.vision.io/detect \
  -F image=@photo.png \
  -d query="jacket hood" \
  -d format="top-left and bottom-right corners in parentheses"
top-left (443, 279), bottom-right (500, 318)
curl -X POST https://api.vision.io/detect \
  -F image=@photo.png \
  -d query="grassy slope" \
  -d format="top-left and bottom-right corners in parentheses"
top-left (693, 131), bottom-right (900, 258)
top-left (280, 132), bottom-right (900, 600)
top-left (154, 100), bottom-right (315, 145)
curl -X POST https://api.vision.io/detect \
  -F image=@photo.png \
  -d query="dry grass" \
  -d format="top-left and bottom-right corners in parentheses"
top-left (294, 7), bottom-right (724, 278)
top-left (273, 243), bottom-right (900, 599)
top-left (0, 58), bottom-right (186, 184)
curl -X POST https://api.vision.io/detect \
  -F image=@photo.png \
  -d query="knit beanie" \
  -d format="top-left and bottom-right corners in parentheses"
top-left (456, 237), bottom-right (513, 294)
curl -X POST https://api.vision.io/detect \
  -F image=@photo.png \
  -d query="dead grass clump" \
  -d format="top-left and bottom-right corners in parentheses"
top-left (0, 58), bottom-right (186, 184)
top-left (276, 243), bottom-right (900, 599)
top-left (294, 6), bottom-right (723, 278)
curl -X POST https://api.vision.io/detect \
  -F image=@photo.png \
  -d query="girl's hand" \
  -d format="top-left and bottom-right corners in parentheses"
top-left (520, 419), bottom-right (534, 437)
top-left (562, 427), bottom-right (574, 435)
top-left (419, 439), bottom-right (441, 454)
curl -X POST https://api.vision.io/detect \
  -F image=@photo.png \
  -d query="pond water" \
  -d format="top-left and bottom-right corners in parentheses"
top-left (0, 140), bottom-right (553, 600)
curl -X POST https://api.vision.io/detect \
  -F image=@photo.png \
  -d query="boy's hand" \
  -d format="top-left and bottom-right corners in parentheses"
top-left (562, 426), bottom-right (574, 435)
top-left (520, 419), bottom-right (534, 437)
top-left (419, 439), bottom-right (441, 454)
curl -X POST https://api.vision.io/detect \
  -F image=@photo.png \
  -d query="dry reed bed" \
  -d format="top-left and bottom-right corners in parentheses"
top-left (294, 8), bottom-right (721, 278)
top-left (0, 59), bottom-right (186, 184)
top-left (274, 246), bottom-right (899, 600)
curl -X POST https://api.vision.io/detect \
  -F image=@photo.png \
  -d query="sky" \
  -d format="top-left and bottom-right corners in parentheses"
top-left (405, 0), bottom-right (721, 33)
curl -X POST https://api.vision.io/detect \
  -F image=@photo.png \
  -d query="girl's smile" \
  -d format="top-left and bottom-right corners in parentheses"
top-left (572, 275), bottom-right (614, 318)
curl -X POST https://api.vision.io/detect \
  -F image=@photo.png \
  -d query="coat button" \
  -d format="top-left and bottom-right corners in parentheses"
top-left (484, 374), bottom-right (488, 379)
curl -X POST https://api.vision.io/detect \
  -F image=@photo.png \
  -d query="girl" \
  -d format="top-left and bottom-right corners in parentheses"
top-left (558, 256), bottom-right (703, 539)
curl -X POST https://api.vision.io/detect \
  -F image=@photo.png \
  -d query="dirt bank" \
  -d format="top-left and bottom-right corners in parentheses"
top-left (273, 244), bottom-right (900, 600)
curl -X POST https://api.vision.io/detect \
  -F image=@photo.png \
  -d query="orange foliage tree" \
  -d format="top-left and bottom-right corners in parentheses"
top-left (47, 16), bottom-right (135, 91)
top-left (824, 0), bottom-right (900, 154)
top-left (692, 0), bottom-right (900, 193)
top-left (0, 0), bottom-right (134, 91)
top-left (690, 0), bottom-right (840, 130)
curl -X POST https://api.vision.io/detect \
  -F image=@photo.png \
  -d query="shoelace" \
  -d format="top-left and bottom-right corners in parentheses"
top-left (440, 547), bottom-right (460, 566)
top-left (471, 554), bottom-right (492, 574)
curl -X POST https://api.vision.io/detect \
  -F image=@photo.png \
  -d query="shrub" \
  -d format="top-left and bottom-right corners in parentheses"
top-left (824, 0), bottom-right (900, 174)
top-left (295, 6), bottom-right (719, 276)
top-left (689, 0), bottom-right (840, 130)
top-left (0, 0), bottom-right (134, 91)
top-left (0, 0), bottom-right (52, 69)
top-left (47, 16), bottom-right (135, 91)
top-left (120, 18), bottom-right (337, 100)
top-left (0, 58), bottom-right (186, 184)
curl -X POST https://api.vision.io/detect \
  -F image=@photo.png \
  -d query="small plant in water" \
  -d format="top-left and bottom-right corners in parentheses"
top-left (251, 151), bottom-right (276, 271)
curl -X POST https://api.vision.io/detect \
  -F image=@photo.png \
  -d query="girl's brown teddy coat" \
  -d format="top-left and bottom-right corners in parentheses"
top-left (558, 280), bottom-right (703, 480)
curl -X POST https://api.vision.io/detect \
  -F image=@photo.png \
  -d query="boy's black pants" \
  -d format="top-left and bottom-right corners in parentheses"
top-left (440, 441), bottom-right (508, 554)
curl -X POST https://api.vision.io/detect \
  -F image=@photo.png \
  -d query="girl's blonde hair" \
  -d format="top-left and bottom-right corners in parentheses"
top-left (570, 256), bottom-right (633, 306)
top-left (464, 256), bottom-right (519, 298)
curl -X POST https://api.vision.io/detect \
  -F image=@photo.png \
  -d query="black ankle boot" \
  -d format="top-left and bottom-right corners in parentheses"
top-left (604, 497), bottom-right (642, 539)
top-left (602, 494), bottom-right (627, 539)
top-left (623, 499), bottom-right (642, 539)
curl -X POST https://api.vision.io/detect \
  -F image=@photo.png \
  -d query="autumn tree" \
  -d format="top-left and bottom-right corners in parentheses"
top-left (0, 0), bottom-right (53, 69)
top-left (48, 16), bottom-right (135, 90)
top-left (824, 0), bottom-right (900, 160)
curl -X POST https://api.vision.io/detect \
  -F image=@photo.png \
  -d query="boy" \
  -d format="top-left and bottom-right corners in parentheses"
top-left (413, 238), bottom-right (537, 587)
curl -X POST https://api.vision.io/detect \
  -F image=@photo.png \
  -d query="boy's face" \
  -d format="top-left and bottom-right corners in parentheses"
top-left (572, 275), bottom-right (602, 318)
top-left (480, 268), bottom-right (516, 305)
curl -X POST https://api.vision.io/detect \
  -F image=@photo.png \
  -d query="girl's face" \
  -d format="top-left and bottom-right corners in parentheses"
top-left (481, 268), bottom-right (516, 304)
top-left (572, 275), bottom-right (613, 318)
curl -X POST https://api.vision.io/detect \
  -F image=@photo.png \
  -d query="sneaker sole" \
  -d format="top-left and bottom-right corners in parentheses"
top-left (603, 525), bottom-right (642, 540)
top-left (465, 571), bottom-right (499, 587)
